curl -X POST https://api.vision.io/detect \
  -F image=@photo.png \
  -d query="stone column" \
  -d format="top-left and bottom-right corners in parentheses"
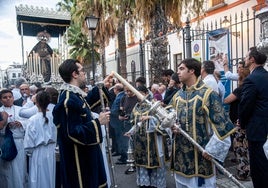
top-left (256, 4), bottom-right (268, 64)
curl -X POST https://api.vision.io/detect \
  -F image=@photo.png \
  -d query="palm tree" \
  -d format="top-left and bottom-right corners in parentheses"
top-left (56, 0), bottom-right (97, 79)
top-left (135, 0), bottom-right (204, 83)
top-left (72, 0), bottom-right (116, 79)
top-left (56, 0), bottom-right (75, 12)
top-left (67, 23), bottom-right (100, 73)
top-left (109, 0), bottom-right (136, 79)
top-left (58, 0), bottom-right (205, 82)
top-left (73, 0), bottom-right (135, 79)
top-left (96, 16), bottom-right (116, 77)
top-left (115, 21), bottom-right (126, 77)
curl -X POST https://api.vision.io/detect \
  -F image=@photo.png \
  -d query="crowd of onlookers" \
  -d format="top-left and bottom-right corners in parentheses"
top-left (0, 46), bottom-right (267, 188)
top-left (104, 48), bottom-right (267, 187)
top-left (92, 58), bottom-right (248, 187)
top-left (0, 78), bottom-right (59, 188)
top-left (0, 62), bottom-right (251, 187)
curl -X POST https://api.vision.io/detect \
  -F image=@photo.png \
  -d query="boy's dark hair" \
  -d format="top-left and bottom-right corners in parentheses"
top-left (59, 59), bottom-right (80, 83)
top-left (180, 58), bottom-right (201, 78)
top-left (203, 60), bottom-right (215, 74)
top-left (171, 73), bottom-right (180, 84)
top-left (249, 46), bottom-right (267, 65)
top-left (0, 89), bottom-right (13, 99)
top-left (135, 77), bottom-right (146, 85)
top-left (162, 69), bottom-right (174, 77)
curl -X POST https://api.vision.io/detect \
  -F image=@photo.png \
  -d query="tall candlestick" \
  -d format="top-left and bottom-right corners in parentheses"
top-left (29, 54), bottom-right (32, 75)
top-left (34, 53), bottom-right (37, 75)
top-left (55, 55), bottom-right (58, 76)
top-left (112, 71), bottom-right (145, 101)
top-left (36, 52), bottom-right (38, 75)
top-left (51, 55), bottom-right (53, 76)
top-left (38, 56), bottom-right (41, 76)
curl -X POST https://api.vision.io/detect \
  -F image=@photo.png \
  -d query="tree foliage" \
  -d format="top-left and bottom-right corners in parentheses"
top-left (135, 0), bottom-right (205, 33)
top-left (133, 0), bottom-right (204, 83)
top-left (57, 0), bottom-right (205, 81)
top-left (67, 24), bottom-right (99, 64)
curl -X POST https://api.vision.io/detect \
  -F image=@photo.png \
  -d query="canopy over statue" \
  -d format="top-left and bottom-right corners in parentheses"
top-left (16, 4), bottom-right (70, 83)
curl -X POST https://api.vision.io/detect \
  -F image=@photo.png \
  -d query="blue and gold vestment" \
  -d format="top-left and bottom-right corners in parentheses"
top-left (131, 102), bottom-right (169, 168)
top-left (169, 79), bottom-right (235, 178)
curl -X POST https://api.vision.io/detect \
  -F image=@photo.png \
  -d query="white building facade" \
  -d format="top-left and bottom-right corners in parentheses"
top-left (103, 0), bottom-right (266, 85)
top-left (1, 64), bottom-right (23, 88)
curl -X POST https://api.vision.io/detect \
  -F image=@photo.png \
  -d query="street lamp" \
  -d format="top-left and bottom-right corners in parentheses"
top-left (221, 16), bottom-right (230, 28)
top-left (85, 15), bottom-right (99, 79)
top-left (221, 16), bottom-right (240, 37)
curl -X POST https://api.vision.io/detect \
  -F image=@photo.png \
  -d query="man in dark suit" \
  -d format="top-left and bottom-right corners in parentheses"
top-left (239, 46), bottom-right (268, 188)
top-left (110, 83), bottom-right (125, 156)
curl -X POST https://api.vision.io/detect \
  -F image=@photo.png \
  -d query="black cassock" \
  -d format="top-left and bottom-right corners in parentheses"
top-left (53, 85), bottom-right (108, 188)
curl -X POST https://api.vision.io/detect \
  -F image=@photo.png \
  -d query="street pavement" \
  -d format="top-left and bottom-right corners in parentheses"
top-left (108, 152), bottom-right (253, 188)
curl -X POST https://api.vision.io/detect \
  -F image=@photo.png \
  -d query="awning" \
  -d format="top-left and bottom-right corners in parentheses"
top-left (16, 4), bottom-right (71, 37)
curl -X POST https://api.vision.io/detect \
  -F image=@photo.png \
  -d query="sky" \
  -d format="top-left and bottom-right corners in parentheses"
top-left (0, 0), bottom-right (59, 70)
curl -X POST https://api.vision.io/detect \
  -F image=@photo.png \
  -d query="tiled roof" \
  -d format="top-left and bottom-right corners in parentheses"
top-left (15, 4), bottom-right (71, 21)
top-left (15, 4), bottom-right (71, 37)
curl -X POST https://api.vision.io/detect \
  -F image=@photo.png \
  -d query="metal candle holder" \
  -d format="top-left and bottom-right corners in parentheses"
top-left (112, 71), bottom-right (246, 188)
top-left (126, 137), bottom-right (135, 173)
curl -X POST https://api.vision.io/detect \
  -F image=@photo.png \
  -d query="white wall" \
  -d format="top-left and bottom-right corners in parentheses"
top-left (103, 0), bottom-right (261, 79)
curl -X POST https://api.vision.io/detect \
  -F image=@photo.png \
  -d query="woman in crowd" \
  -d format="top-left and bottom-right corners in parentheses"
top-left (224, 61), bottom-right (251, 181)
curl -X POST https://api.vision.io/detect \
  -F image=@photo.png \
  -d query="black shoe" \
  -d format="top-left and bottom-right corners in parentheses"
top-left (125, 167), bottom-right (136, 174)
top-left (115, 159), bottom-right (127, 165)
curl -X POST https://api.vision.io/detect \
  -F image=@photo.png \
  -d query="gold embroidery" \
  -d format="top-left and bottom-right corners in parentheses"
top-left (74, 144), bottom-right (83, 188)
top-left (92, 120), bottom-right (100, 143)
top-left (91, 100), bottom-right (101, 109)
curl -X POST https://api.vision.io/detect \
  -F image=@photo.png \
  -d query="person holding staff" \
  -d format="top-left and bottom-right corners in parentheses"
top-left (169, 58), bottom-right (235, 188)
top-left (53, 59), bottom-right (111, 188)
